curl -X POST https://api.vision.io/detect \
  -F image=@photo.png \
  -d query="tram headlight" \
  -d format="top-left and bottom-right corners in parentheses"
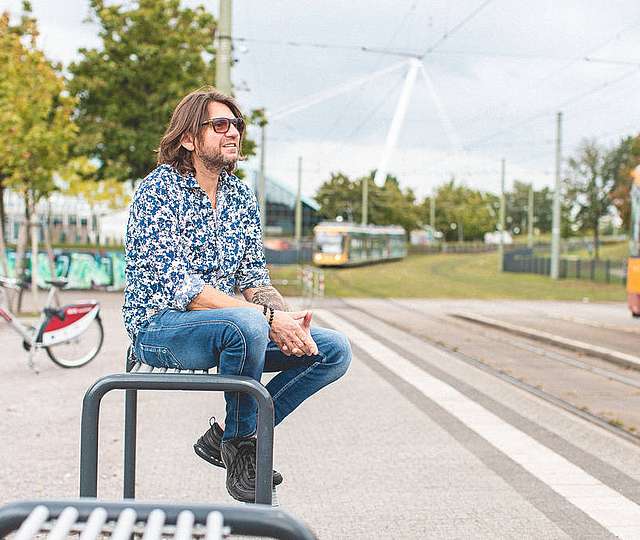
top-left (314, 254), bottom-right (322, 262)
top-left (334, 254), bottom-right (341, 260)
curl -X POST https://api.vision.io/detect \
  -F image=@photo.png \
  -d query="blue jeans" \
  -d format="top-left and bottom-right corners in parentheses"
top-left (134, 307), bottom-right (351, 440)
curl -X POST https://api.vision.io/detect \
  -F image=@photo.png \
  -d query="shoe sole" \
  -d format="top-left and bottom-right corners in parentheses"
top-left (193, 442), bottom-right (225, 468)
top-left (195, 442), bottom-right (283, 486)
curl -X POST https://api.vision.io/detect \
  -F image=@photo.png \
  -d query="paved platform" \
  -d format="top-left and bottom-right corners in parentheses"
top-left (1, 293), bottom-right (640, 538)
top-left (438, 299), bottom-right (640, 358)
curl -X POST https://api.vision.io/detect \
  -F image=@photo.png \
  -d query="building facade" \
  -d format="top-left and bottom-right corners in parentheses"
top-left (3, 169), bottom-right (321, 246)
top-left (245, 169), bottom-right (321, 237)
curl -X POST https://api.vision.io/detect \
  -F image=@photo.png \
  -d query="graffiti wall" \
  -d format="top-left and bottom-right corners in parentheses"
top-left (5, 246), bottom-right (307, 290)
top-left (4, 250), bottom-right (126, 290)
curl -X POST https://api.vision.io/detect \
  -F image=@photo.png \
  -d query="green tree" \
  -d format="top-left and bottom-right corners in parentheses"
top-left (0, 3), bottom-right (77, 293)
top-left (609, 135), bottom-right (640, 229)
top-left (505, 181), bottom-right (564, 238)
top-left (424, 179), bottom-right (497, 242)
top-left (69, 0), bottom-right (253, 185)
top-left (565, 139), bottom-right (620, 258)
top-left (315, 170), bottom-right (420, 234)
top-left (374, 175), bottom-right (421, 233)
top-left (315, 172), bottom-right (361, 222)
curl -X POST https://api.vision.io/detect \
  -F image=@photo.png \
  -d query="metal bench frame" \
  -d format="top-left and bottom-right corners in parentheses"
top-left (79, 350), bottom-right (275, 505)
top-left (0, 499), bottom-right (316, 539)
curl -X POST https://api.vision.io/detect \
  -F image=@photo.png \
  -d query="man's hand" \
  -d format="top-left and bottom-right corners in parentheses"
top-left (270, 310), bottom-right (318, 357)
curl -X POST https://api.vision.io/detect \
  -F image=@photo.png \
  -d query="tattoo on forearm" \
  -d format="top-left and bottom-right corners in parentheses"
top-left (250, 286), bottom-right (289, 311)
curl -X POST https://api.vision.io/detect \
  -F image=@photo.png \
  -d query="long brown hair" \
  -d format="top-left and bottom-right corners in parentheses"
top-left (157, 86), bottom-right (245, 176)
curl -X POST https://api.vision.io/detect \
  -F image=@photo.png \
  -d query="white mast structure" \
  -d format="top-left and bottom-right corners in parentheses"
top-left (264, 56), bottom-right (460, 227)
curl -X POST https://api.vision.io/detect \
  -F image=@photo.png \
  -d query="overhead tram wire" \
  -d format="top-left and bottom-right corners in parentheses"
top-left (345, 73), bottom-right (406, 140)
top-left (319, 0), bottom-right (418, 139)
top-left (419, 0), bottom-right (495, 58)
top-left (269, 59), bottom-right (408, 121)
top-left (584, 57), bottom-right (640, 67)
top-left (459, 15), bottom-right (640, 134)
top-left (463, 65), bottom-right (640, 150)
top-left (232, 36), bottom-right (598, 62)
top-left (534, 14), bottom-right (640, 85)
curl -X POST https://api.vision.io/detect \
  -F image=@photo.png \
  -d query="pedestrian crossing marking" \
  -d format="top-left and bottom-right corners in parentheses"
top-left (316, 309), bottom-right (640, 539)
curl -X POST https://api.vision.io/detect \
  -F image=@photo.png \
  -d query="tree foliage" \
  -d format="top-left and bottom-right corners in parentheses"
top-left (609, 135), bottom-right (640, 229)
top-left (0, 3), bottom-right (77, 290)
top-left (61, 156), bottom-right (130, 211)
top-left (315, 171), bottom-right (420, 234)
top-left (423, 180), bottom-right (497, 241)
top-left (564, 139), bottom-right (624, 258)
top-left (69, 0), bottom-right (222, 183)
top-left (0, 4), bottom-right (77, 200)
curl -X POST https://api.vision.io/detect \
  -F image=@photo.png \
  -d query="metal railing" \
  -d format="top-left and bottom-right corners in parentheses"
top-left (503, 248), bottom-right (627, 285)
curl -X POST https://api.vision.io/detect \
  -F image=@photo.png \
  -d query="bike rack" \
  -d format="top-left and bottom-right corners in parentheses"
top-left (79, 358), bottom-right (275, 505)
top-left (0, 499), bottom-right (316, 539)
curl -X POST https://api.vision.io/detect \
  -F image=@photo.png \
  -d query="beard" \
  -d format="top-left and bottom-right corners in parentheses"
top-left (195, 143), bottom-right (237, 173)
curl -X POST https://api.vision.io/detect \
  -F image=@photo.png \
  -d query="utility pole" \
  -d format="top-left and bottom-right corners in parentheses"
top-left (430, 192), bottom-right (436, 231)
top-left (528, 183), bottom-right (534, 248)
top-left (295, 156), bottom-right (302, 246)
top-left (361, 176), bottom-right (368, 225)
top-left (258, 124), bottom-right (267, 237)
top-left (215, 0), bottom-right (233, 94)
top-left (550, 112), bottom-right (562, 279)
top-left (498, 158), bottom-right (506, 272)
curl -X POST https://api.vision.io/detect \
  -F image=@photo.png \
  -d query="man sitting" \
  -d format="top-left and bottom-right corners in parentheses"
top-left (123, 87), bottom-right (352, 502)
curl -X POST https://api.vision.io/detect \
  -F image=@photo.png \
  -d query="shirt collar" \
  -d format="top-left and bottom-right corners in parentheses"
top-left (172, 166), bottom-right (238, 191)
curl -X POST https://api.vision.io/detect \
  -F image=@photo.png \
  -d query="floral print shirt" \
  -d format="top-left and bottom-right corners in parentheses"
top-left (123, 164), bottom-right (271, 342)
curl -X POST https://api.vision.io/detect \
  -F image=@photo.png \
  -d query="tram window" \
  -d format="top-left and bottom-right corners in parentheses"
top-left (315, 232), bottom-right (344, 254)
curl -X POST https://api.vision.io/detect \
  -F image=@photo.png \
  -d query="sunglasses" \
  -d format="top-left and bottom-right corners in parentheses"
top-left (201, 117), bottom-right (245, 134)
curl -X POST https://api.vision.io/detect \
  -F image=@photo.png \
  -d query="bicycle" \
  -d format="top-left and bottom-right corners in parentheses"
top-left (0, 276), bottom-right (104, 370)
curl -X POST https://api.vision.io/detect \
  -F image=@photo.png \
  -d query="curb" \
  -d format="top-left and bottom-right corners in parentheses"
top-left (451, 312), bottom-right (640, 372)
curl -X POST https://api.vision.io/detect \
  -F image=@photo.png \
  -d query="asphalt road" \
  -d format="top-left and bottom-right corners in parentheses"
top-left (1, 293), bottom-right (639, 538)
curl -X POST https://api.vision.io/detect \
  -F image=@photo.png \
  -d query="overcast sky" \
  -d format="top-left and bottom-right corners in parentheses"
top-left (4, 0), bottom-right (640, 200)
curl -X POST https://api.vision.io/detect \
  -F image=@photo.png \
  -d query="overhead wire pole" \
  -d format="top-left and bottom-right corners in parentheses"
top-left (215, 0), bottom-right (233, 95)
top-left (264, 1), bottom-right (495, 229)
top-left (528, 183), bottom-right (534, 248)
top-left (258, 123), bottom-right (267, 237)
top-left (430, 192), bottom-right (436, 230)
top-left (498, 159), bottom-right (506, 272)
top-left (550, 112), bottom-right (563, 279)
top-left (295, 156), bottom-right (303, 246)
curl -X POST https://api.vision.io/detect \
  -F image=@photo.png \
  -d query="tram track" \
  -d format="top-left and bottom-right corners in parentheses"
top-left (333, 297), bottom-right (640, 447)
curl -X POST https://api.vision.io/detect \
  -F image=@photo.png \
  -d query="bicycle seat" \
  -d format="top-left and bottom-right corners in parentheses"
top-left (45, 278), bottom-right (69, 289)
top-left (0, 276), bottom-right (21, 289)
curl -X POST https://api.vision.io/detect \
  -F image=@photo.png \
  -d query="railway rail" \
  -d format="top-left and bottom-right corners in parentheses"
top-left (336, 298), bottom-right (640, 446)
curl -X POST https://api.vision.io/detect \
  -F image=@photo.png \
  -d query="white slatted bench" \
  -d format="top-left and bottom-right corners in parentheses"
top-left (0, 499), bottom-right (316, 539)
top-left (79, 349), bottom-right (275, 505)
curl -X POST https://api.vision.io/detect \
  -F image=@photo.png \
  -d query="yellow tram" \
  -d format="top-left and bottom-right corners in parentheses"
top-left (312, 221), bottom-right (407, 267)
top-left (628, 165), bottom-right (640, 316)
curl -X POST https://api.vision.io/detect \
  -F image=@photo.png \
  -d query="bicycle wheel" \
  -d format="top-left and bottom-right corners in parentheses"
top-left (45, 317), bottom-right (104, 368)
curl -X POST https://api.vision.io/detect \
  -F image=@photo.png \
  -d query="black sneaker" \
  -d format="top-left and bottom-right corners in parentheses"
top-left (221, 436), bottom-right (260, 503)
top-left (194, 418), bottom-right (283, 486)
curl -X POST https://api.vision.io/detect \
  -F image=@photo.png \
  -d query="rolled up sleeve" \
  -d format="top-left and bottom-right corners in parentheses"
top-left (235, 197), bottom-right (271, 292)
top-left (128, 187), bottom-right (205, 310)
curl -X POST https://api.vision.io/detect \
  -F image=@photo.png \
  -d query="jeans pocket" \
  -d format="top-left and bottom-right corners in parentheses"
top-left (139, 344), bottom-right (184, 369)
